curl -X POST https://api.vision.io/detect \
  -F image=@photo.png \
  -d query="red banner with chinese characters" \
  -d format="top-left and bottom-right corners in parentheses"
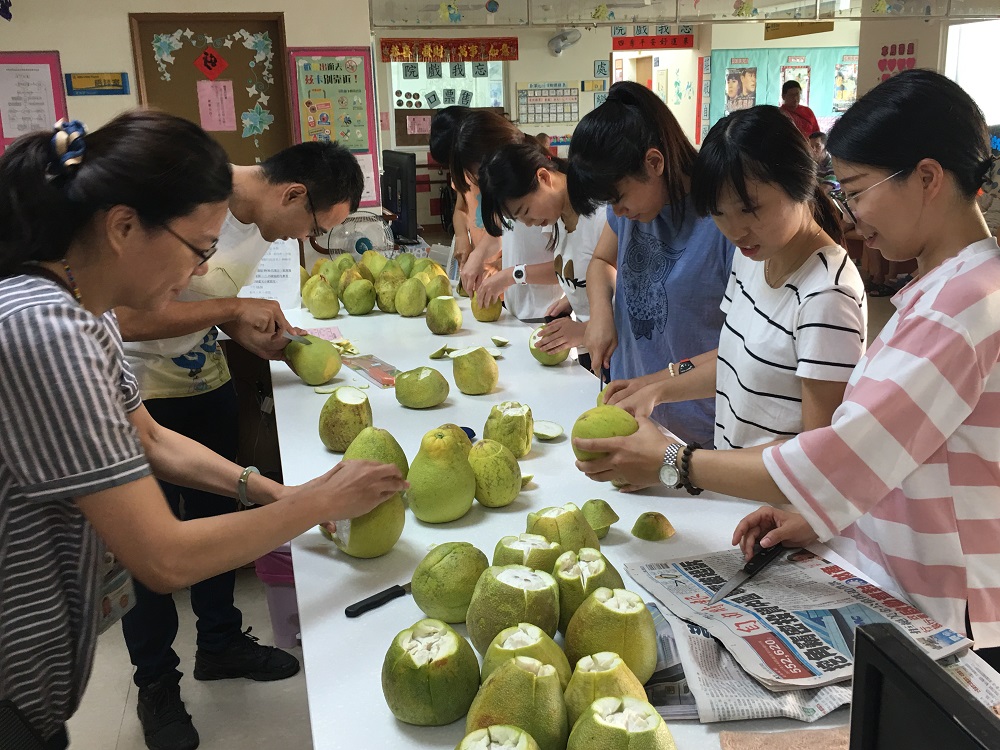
top-left (380, 37), bottom-right (519, 63)
top-left (612, 34), bottom-right (694, 51)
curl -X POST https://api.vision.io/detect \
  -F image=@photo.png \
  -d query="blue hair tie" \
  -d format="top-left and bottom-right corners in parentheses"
top-left (48, 119), bottom-right (87, 177)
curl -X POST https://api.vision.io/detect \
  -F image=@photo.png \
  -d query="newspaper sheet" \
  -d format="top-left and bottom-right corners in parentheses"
top-left (646, 604), bottom-right (851, 723)
top-left (627, 549), bottom-right (970, 691)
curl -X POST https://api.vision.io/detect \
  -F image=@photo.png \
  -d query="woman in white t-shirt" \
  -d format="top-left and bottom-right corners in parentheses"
top-left (606, 105), bottom-right (867, 458)
top-left (477, 140), bottom-right (607, 370)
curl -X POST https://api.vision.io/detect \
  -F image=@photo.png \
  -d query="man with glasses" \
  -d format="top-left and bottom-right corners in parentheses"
top-left (115, 141), bottom-right (363, 750)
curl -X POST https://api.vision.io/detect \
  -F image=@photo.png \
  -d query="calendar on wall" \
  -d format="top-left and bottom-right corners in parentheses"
top-left (516, 81), bottom-right (579, 124)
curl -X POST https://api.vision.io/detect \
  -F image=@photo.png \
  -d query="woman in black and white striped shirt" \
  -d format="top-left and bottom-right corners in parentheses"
top-left (604, 106), bottom-right (867, 462)
top-left (0, 111), bottom-right (406, 747)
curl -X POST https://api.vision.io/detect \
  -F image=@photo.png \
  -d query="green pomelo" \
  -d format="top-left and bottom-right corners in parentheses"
top-left (395, 277), bottom-right (427, 317)
top-left (455, 726), bottom-right (540, 750)
top-left (405, 427), bottom-right (476, 523)
top-left (491, 336), bottom-right (509, 347)
top-left (571, 405), bottom-right (639, 462)
top-left (395, 367), bottom-right (449, 409)
top-left (471, 291), bottom-right (502, 322)
top-left (425, 274), bottom-right (452, 300)
top-left (327, 493), bottom-right (404, 558)
top-left (525, 502), bottom-right (601, 553)
top-left (481, 623), bottom-right (571, 690)
top-left (302, 274), bottom-right (340, 319)
top-left (597, 385), bottom-right (610, 406)
top-left (564, 588), bottom-right (658, 684)
top-left (452, 347), bottom-right (499, 396)
top-left (529, 325), bottom-right (569, 366)
top-left (427, 296), bottom-right (463, 335)
top-left (554, 548), bottom-right (625, 634)
top-left (314, 258), bottom-right (339, 282)
top-left (318, 386), bottom-right (372, 452)
top-left (483, 401), bottom-right (533, 458)
top-left (310, 257), bottom-right (328, 277)
top-left (375, 260), bottom-right (407, 313)
top-left (564, 652), bottom-right (648, 729)
top-left (361, 249), bottom-right (388, 278)
top-left (631, 512), bottom-right (676, 541)
top-left (414, 271), bottom-right (433, 288)
top-left (582, 498), bottom-right (620, 539)
top-left (465, 565), bottom-right (559, 655)
top-left (411, 541), bottom-right (489, 623)
top-left (396, 251), bottom-right (415, 278)
top-left (337, 265), bottom-right (364, 301)
top-left (492, 534), bottom-right (562, 573)
top-left (333, 252), bottom-right (357, 274)
top-left (381, 619), bottom-right (480, 726)
top-left (567, 696), bottom-right (677, 750)
top-left (299, 266), bottom-right (309, 290)
top-left (468, 439), bottom-right (520, 508)
top-left (343, 279), bottom-right (376, 315)
top-left (438, 423), bottom-right (473, 456)
top-left (285, 335), bottom-right (342, 386)
top-left (457, 279), bottom-right (470, 298)
top-left (343, 426), bottom-right (408, 478)
top-left (465, 657), bottom-right (568, 750)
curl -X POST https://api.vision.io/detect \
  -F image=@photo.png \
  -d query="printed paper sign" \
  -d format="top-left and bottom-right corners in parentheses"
top-left (196, 80), bottom-right (237, 131)
top-left (406, 115), bottom-right (432, 134)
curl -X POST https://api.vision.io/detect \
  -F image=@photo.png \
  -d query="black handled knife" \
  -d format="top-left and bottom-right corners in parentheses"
top-left (345, 582), bottom-right (411, 618)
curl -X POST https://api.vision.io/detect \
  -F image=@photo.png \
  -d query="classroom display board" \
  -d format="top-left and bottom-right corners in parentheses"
top-left (130, 13), bottom-right (292, 165)
top-left (288, 47), bottom-right (380, 208)
top-left (0, 51), bottom-right (67, 155)
top-left (517, 82), bottom-right (580, 125)
top-left (709, 47), bottom-right (858, 131)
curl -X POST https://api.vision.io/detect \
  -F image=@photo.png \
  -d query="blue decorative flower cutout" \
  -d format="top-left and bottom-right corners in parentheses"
top-left (241, 103), bottom-right (274, 138)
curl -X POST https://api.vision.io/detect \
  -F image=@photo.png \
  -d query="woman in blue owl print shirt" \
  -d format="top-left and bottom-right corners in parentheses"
top-left (568, 81), bottom-right (735, 448)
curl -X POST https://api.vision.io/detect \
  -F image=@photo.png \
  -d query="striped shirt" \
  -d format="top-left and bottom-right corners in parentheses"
top-left (0, 275), bottom-right (150, 740)
top-left (716, 247), bottom-right (867, 449)
top-left (763, 238), bottom-right (1000, 648)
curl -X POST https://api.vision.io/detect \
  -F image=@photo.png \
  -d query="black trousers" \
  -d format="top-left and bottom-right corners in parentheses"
top-left (120, 382), bottom-right (243, 688)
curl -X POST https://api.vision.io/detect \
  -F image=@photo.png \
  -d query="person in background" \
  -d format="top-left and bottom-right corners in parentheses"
top-left (0, 111), bottom-right (405, 749)
top-left (781, 80), bottom-right (819, 139)
top-left (808, 131), bottom-right (840, 194)
top-left (429, 106), bottom-right (479, 270)
top-left (724, 71), bottom-right (743, 114)
top-left (605, 106), bottom-right (865, 475)
top-left (116, 141), bottom-right (362, 750)
top-left (478, 140), bottom-right (607, 371)
top-left (452, 110), bottom-right (563, 322)
top-left (536, 132), bottom-right (552, 151)
top-left (574, 70), bottom-right (1000, 668)
top-left (567, 81), bottom-right (735, 449)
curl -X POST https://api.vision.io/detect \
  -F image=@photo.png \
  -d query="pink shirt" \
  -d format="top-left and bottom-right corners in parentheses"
top-left (763, 238), bottom-right (1000, 648)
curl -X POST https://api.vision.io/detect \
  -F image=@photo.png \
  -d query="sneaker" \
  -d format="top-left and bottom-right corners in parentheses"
top-left (136, 674), bottom-right (199, 750)
top-left (193, 626), bottom-right (300, 682)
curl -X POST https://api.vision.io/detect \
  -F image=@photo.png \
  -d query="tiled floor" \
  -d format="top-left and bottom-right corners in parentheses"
top-left (68, 295), bottom-right (897, 750)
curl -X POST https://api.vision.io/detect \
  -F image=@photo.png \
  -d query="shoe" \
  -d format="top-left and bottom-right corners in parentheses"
top-left (193, 626), bottom-right (300, 682)
top-left (136, 674), bottom-right (199, 750)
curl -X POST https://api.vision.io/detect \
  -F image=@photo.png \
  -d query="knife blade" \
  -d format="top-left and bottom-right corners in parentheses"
top-left (282, 330), bottom-right (311, 345)
top-left (709, 544), bottom-right (786, 604)
top-left (345, 582), bottom-right (411, 618)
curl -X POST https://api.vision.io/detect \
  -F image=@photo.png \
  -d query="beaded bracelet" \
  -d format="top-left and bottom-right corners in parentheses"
top-left (679, 444), bottom-right (703, 496)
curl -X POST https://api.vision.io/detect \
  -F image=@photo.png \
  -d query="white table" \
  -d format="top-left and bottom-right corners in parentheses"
top-left (270, 298), bottom-right (848, 749)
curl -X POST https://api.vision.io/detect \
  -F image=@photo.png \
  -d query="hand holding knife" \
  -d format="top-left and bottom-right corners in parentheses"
top-left (708, 544), bottom-right (787, 604)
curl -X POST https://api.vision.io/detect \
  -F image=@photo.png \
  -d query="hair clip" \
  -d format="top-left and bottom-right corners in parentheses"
top-left (48, 119), bottom-right (87, 177)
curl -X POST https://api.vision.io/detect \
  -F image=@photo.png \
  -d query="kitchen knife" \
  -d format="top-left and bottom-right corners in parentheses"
top-left (282, 330), bottom-right (312, 345)
top-left (345, 582), bottom-right (411, 618)
top-left (708, 544), bottom-right (787, 605)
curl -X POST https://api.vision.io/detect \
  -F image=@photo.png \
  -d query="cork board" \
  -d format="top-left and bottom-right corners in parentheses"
top-left (394, 105), bottom-right (504, 148)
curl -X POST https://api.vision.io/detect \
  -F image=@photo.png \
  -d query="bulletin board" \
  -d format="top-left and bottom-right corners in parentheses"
top-left (129, 13), bottom-right (293, 165)
top-left (0, 51), bottom-right (68, 155)
top-left (516, 82), bottom-right (580, 125)
top-left (288, 47), bottom-right (380, 209)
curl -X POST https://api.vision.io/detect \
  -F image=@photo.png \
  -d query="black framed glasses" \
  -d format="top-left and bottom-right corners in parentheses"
top-left (306, 192), bottom-right (328, 238)
top-left (162, 224), bottom-right (219, 266)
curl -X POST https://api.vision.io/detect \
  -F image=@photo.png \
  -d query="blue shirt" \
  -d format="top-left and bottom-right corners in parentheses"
top-left (606, 199), bottom-right (734, 448)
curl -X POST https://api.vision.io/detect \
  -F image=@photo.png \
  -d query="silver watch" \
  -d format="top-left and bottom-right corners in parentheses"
top-left (659, 444), bottom-right (682, 489)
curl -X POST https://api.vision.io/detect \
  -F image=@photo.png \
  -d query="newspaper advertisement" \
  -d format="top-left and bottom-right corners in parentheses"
top-left (646, 604), bottom-right (851, 723)
top-left (627, 549), bottom-right (970, 691)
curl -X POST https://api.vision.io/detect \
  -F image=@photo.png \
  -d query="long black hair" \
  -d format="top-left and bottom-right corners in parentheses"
top-left (828, 69), bottom-right (991, 200)
top-left (477, 141), bottom-right (569, 250)
top-left (0, 110), bottom-right (232, 276)
top-left (429, 105), bottom-right (471, 166)
top-left (450, 110), bottom-right (523, 195)
top-left (691, 105), bottom-right (843, 244)
top-left (568, 81), bottom-right (695, 224)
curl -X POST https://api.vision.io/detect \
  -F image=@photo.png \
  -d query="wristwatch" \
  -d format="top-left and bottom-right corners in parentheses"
top-left (512, 264), bottom-right (528, 285)
top-left (658, 443), bottom-right (683, 489)
top-left (678, 359), bottom-right (695, 375)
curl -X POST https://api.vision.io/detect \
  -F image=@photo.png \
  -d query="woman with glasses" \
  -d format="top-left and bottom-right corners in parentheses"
top-left (0, 111), bottom-right (406, 748)
top-left (603, 105), bottom-right (866, 467)
top-left (574, 70), bottom-right (1000, 665)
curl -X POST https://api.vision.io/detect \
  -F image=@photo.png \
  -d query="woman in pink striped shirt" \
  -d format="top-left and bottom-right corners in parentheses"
top-left (574, 70), bottom-right (1000, 662)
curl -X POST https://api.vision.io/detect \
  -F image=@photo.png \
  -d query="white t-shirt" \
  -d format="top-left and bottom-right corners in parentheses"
top-left (500, 222), bottom-right (565, 322)
top-left (553, 210), bottom-right (606, 323)
top-left (124, 210), bottom-right (273, 399)
top-left (715, 246), bottom-right (867, 450)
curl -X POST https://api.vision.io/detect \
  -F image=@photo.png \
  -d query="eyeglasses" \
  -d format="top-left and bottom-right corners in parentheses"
top-left (831, 169), bottom-right (907, 225)
top-left (306, 192), bottom-right (328, 238)
top-left (162, 224), bottom-right (219, 266)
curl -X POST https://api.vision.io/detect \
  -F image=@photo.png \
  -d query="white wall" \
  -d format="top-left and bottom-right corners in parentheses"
top-left (710, 20), bottom-right (860, 49)
top-left (857, 18), bottom-right (946, 95)
top-left (945, 19), bottom-right (1000, 126)
top-left (613, 48), bottom-right (703, 144)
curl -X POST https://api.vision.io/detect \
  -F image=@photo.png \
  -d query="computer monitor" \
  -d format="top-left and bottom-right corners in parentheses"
top-left (381, 149), bottom-right (418, 245)
top-left (850, 624), bottom-right (1000, 749)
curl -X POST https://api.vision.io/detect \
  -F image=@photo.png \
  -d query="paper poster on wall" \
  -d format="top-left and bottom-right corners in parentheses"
top-left (0, 52), bottom-right (68, 154)
top-left (832, 61), bottom-right (857, 113)
top-left (406, 114), bottom-right (432, 134)
top-left (780, 66), bottom-right (811, 106)
top-left (354, 152), bottom-right (377, 205)
top-left (724, 66), bottom-right (756, 114)
top-left (237, 239), bottom-right (300, 310)
top-left (196, 80), bottom-right (237, 131)
top-left (654, 69), bottom-right (668, 104)
top-left (875, 41), bottom-right (915, 83)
